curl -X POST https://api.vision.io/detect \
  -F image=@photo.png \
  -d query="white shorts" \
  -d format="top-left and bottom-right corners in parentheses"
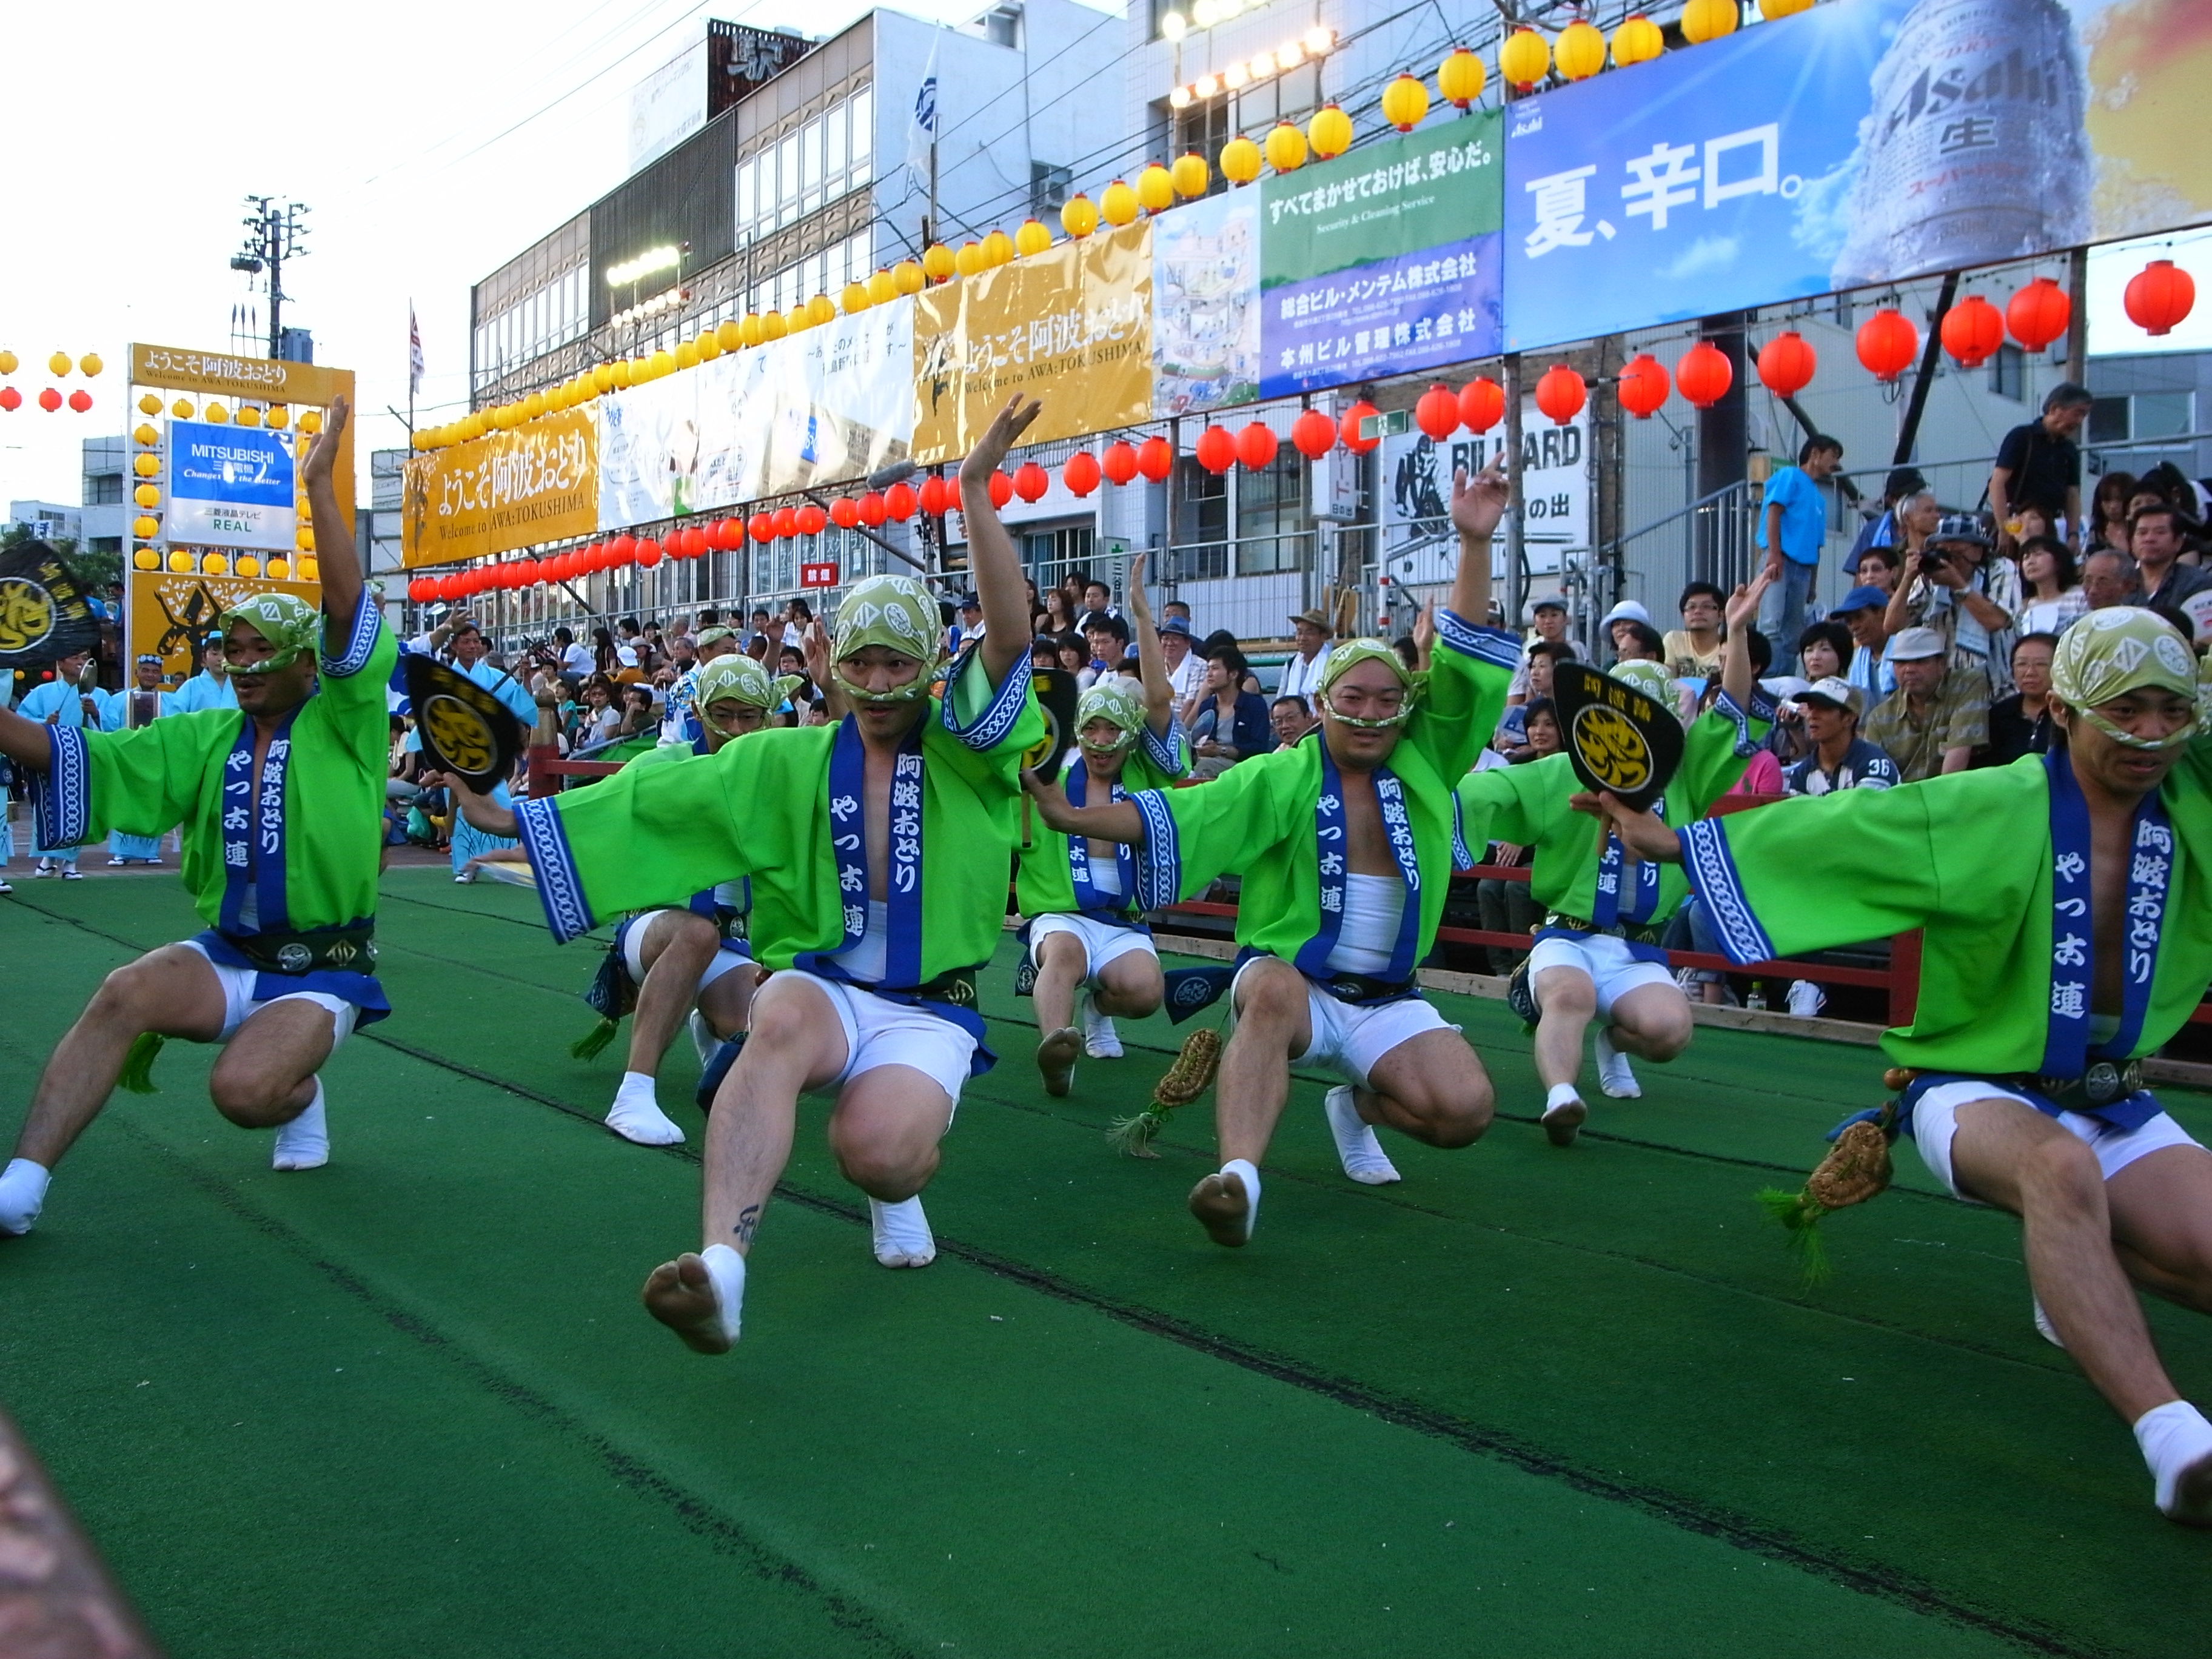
top-left (770, 969), bottom-right (977, 1107)
top-left (1527, 933), bottom-right (1677, 1021)
top-left (622, 910), bottom-right (752, 990)
top-left (1911, 1080), bottom-right (2207, 1203)
top-left (1232, 955), bottom-right (1453, 1091)
top-left (1029, 913), bottom-right (1158, 985)
top-left (181, 940), bottom-right (361, 1047)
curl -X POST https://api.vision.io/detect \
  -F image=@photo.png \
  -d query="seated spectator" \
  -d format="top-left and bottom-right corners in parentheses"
top-left (1270, 692), bottom-right (1315, 748)
top-left (1599, 598), bottom-right (1655, 663)
top-left (1781, 679), bottom-right (1898, 796)
top-left (1391, 635), bottom-right (1421, 674)
top-left (1509, 592), bottom-right (1570, 704)
top-left (1030, 637), bottom-right (1062, 674)
top-left (1475, 697), bottom-right (1560, 973)
top-left (615, 683), bottom-right (657, 737)
top-left (1981, 631), bottom-right (2059, 767)
top-left (1496, 640), bottom-right (1574, 754)
top-left (2082, 548), bottom-right (2137, 611)
top-left (1193, 629), bottom-right (1265, 695)
top-left (1157, 615), bottom-right (1204, 704)
top-left (1278, 608), bottom-right (1334, 703)
top-left (1795, 620), bottom-right (1854, 683)
top-left (1611, 618), bottom-right (1666, 664)
top-left (1828, 585), bottom-right (1896, 702)
top-left (1189, 647), bottom-right (1272, 777)
top-left (2014, 535), bottom-right (2086, 635)
top-left (1862, 626), bottom-right (1988, 781)
top-left (1082, 610), bottom-right (1130, 675)
top-left (2130, 504), bottom-right (2211, 610)
top-left (1162, 598), bottom-right (1193, 629)
top-left (1663, 581), bottom-right (1726, 679)
top-left (1081, 576), bottom-right (1120, 621)
top-left (952, 591), bottom-right (987, 652)
top-left (1054, 632), bottom-right (1096, 691)
top-left (2088, 471), bottom-right (2137, 554)
top-left (553, 626), bottom-right (592, 675)
top-left (1885, 511), bottom-right (2019, 693)
top-left (574, 674), bottom-right (622, 749)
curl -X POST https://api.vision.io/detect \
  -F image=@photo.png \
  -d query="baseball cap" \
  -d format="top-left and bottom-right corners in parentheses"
top-left (1797, 675), bottom-right (1865, 717)
top-left (1831, 585), bottom-right (1889, 617)
top-left (957, 591), bottom-right (982, 610)
top-left (1157, 615), bottom-right (1193, 637)
top-left (1600, 599), bottom-right (1653, 627)
top-left (1888, 626), bottom-right (1947, 662)
top-left (1525, 591), bottom-right (1566, 622)
top-left (1932, 514), bottom-right (1990, 548)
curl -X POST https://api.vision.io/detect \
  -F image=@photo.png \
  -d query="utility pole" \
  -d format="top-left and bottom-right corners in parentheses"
top-left (230, 197), bottom-right (311, 359)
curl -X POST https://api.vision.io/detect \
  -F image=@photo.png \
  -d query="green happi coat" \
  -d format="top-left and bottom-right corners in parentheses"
top-left (1124, 610), bottom-right (1520, 963)
top-left (1015, 722), bottom-right (1190, 920)
top-left (30, 594), bottom-right (395, 935)
top-left (515, 650), bottom-right (1042, 983)
top-left (1675, 746), bottom-right (2212, 1073)
top-left (1453, 695), bottom-right (1769, 930)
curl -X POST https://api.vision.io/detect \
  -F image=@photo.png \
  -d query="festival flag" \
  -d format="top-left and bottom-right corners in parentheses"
top-left (409, 303), bottom-right (425, 399)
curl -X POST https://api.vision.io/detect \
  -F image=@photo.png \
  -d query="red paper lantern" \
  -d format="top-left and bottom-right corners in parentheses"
top-left (885, 481), bottom-right (919, 521)
top-left (0, 388), bottom-right (19, 412)
top-left (2005, 278), bottom-right (2071, 352)
top-left (1413, 383), bottom-right (1459, 441)
top-left (829, 497), bottom-right (860, 529)
top-left (2124, 259), bottom-right (2196, 337)
top-left (708, 518), bottom-right (736, 551)
top-left (580, 541), bottom-right (603, 571)
top-left (1339, 400), bottom-right (1380, 454)
top-left (1136, 436), bottom-right (1173, 482)
top-left (1457, 377), bottom-right (1505, 434)
top-left (525, 559), bottom-right (548, 586)
top-left (407, 577), bottom-right (431, 602)
top-left (1675, 341), bottom-right (1733, 409)
top-left (537, 557), bottom-right (561, 585)
top-left (1617, 354), bottom-right (1669, 420)
top-left (768, 507), bottom-right (793, 539)
top-left (610, 533), bottom-right (637, 565)
top-left (796, 503), bottom-right (828, 536)
top-left (987, 470), bottom-right (1013, 509)
top-left (1013, 460), bottom-right (1050, 502)
top-left (1063, 451), bottom-right (1102, 497)
top-left (37, 387), bottom-right (61, 412)
top-left (1235, 421), bottom-right (1279, 471)
top-left (1755, 330), bottom-right (1816, 398)
top-left (857, 491), bottom-right (888, 527)
top-left (67, 389), bottom-right (91, 414)
top-left (437, 574), bottom-right (463, 602)
top-left (1102, 441), bottom-right (1139, 484)
top-left (673, 527), bottom-right (700, 558)
top-left (749, 512), bottom-right (775, 544)
top-left (918, 474), bottom-right (950, 515)
top-left (1533, 366), bottom-right (1586, 426)
top-left (1855, 308), bottom-right (1919, 381)
top-left (635, 538), bottom-right (663, 568)
top-left (1291, 408), bottom-right (1336, 458)
top-left (1939, 295), bottom-right (2005, 368)
top-left (1195, 424), bottom-right (1236, 474)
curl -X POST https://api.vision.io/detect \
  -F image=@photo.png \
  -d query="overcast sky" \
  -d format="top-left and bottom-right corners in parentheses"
top-left (1, 3), bottom-right (2206, 511)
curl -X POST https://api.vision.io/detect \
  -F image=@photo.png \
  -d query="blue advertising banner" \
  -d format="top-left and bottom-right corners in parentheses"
top-left (166, 418), bottom-right (297, 552)
top-left (1501, 0), bottom-right (2212, 354)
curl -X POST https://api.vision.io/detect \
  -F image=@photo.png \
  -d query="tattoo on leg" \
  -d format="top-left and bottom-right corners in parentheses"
top-left (732, 1204), bottom-right (761, 1247)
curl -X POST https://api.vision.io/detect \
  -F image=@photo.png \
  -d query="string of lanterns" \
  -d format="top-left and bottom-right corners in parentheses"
top-left (0, 351), bottom-right (102, 414)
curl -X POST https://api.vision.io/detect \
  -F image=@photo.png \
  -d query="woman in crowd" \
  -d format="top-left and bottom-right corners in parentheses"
top-left (574, 675), bottom-right (623, 750)
top-left (775, 645), bottom-right (817, 725)
top-left (2088, 471), bottom-right (2137, 554)
top-left (2014, 535), bottom-right (2086, 636)
top-left (1039, 586), bottom-right (1079, 637)
top-left (1611, 619), bottom-right (1667, 664)
top-left (1187, 645), bottom-right (1271, 778)
top-left (1980, 631), bottom-right (2058, 766)
top-left (1053, 633), bottom-right (1093, 690)
top-left (591, 626), bottom-right (622, 676)
top-left (1855, 544), bottom-right (1903, 597)
top-left (1796, 620), bottom-right (1854, 683)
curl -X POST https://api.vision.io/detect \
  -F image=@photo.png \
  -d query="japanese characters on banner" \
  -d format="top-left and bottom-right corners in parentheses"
top-left (1503, 0), bottom-right (2212, 352)
top-left (911, 223), bottom-right (1153, 463)
top-left (401, 407), bottom-right (598, 568)
top-left (1381, 399), bottom-right (1588, 583)
top-left (166, 420), bottom-right (295, 552)
top-left (1259, 112), bottom-right (1504, 398)
top-left (1152, 190), bottom-right (1263, 416)
top-left (127, 571), bottom-right (321, 685)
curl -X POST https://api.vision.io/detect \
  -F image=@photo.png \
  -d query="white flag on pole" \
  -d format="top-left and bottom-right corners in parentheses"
top-left (904, 35), bottom-right (939, 197)
top-left (408, 303), bottom-right (425, 398)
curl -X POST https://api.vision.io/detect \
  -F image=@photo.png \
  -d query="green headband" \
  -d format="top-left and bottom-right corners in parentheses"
top-left (1076, 679), bottom-right (1146, 753)
top-left (2050, 606), bottom-right (2202, 751)
top-left (831, 576), bottom-right (944, 705)
top-left (218, 593), bottom-right (321, 674)
top-left (694, 655), bottom-right (800, 732)
top-left (1607, 659), bottom-right (1680, 711)
top-left (1314, 638), bottom-right (1416, 728)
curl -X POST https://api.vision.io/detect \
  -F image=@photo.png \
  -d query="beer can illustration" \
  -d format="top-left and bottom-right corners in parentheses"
top-left (1831, 0), bottom-right (2089, 289)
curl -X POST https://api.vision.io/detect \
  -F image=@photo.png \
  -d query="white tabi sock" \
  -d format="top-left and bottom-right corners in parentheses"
top-left (1220, 1157), bottom-right (1261, 1240)
top-left (2134, 1399), bottom-right (2212, 1523)
top-left (1081, 993), bottom-right (1123, 1059)
top-left (697, 1243), bottom-right (747, 1346)
top-left (869, 1195), bottom-right (937, 1268)
top-left (1541, 1082), bottom-right (1587, 1147)
top-left (0, 1158), bottom-right (52, 1236)
top-left (1324, 1085), bottom-right (1401, 1184)
top-left (272, 1079), bottom-right (330, 1171)
top-left (606, 1071), bottom-right (685, 1147)
top-left (1594, 1030), bottom-right (1641, 1098)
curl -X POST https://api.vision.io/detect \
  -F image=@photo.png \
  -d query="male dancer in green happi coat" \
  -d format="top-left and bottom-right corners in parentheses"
top-left (1025, 462), bottom-right (1517, 1247)
top-left (0, 397), bottom-right (394, 1236)
top-left (1595, 608), bottom-right (2212, 1524)
top-left (449, 396), bottom-right (1045, 1352)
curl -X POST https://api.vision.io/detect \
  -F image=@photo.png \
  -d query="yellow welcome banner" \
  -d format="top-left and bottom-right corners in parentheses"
top-left (912, 222), bottom-right (1153, 463)
top-left (401, 407), bottom-right (598, 568)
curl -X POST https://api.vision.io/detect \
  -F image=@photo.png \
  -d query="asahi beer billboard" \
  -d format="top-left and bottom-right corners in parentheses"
top-left (1502, 0), bottom-right (2211, 352)
top-left (166, 420), bottom-right (295, 552)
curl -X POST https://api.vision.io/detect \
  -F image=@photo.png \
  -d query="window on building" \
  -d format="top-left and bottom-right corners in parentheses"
top-left (2089, 396), bottom-right (2130, 445)
top-left (84, 472), bottom-right (124, 505)
top-left (87, 536), bottom-right (121, 555)
top-left (1988, 343), bottom-right (2026, 401)
top-left (1031, 162), bottom-right (1072, 218)
top-left (982, 5), bottom-right (1022, 48)
top-left (1179, 463), bottom-right (1230, 580)
top-left (737, 87), bottom-right (877, 246)
top-left (1236, 444), bottom-right (1305, 574)
top-left (2091, 390), bottom-right (2198, 444)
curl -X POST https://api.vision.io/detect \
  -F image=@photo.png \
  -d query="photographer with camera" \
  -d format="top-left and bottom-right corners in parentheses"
top-left (1883, 512), bottom-right (2020, 695)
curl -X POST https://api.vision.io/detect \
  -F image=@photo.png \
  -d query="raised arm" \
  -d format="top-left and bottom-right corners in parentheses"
top-left (1447, 460), bottom-right (1508, 625)
top-left (300, 394), bottom-right (363, 630)
top-left (1124, 551), bottom-right (1173, 737)
top-left (957, 395), bottom-right (1044, 689)
top-left (1720, 570), bottom-right (1772, 710)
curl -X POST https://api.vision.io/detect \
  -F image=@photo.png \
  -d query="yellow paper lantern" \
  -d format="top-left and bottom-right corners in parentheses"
top-left (592, 362), bottom-right (617, 392)
top-left (611, 360), bottom-right (634, 389)
top-left (893, 260), bottom-right (926, 295)
top-left (1170, 152), bottom-right (1208, 199)
top-left (648, 349), bottom-right (676, 378)
top-left (1058, 196), bottom-right (1097, 240)
top-left (1136, 164), bottom-right (1176, 213)
top-left (1760, 0), bottom-right (1812, 13)
top-left (202, 553), bottom-right (229, 575)
top-left (133, 483), bottom-right (159, 509)
top-left (166, 549), bottom-right (193, 572)
top-left (1555, 19), bottom-right (1606, 79)
top-left (238, 406), bottom-right (264, 427)
top-left (133, 548), bottom-right (160, 571)
top-left (786, 305), bottom-right (814, 335)
top-left (955, 240), bottom-right (987, 277)
top-left (170, 397), bottom-right (192, 418)
top-left (675, 341), bottom-right (701, 369)
top-left (807, 292), bottom-right (836, 324)
top-left (520, 389), bottom-right (545, 418)
top-left (738, 314), bottom-right (765, 348)
top-left (1609, 12), bottom-right (1663, 64)
top-left (296, 526), bottom-right (315, 552)
top-left (982, 229), bottom-right (1014, 267)
top-left (547, 386), bottom-right (571, 413)
top-left (1680, 0), bottom-right (1738, 42)
top-left (1438, 47), bottom-right (1486, 108)
top-left (47, 351), bottom-right (71, 377)
top-left (204, 402), bottom-right (229, 424)
top-left (133, 515), bottom-right (160, 538)
top-left (138, 392), bottom-right (161, 416)
top-left (268, 557), bottom-right (292, 580)
top-left (298, 409), bottom-right (322, 434)
top-left (842, 280), bottom-right (873, 314)
top-left (298, 557), bottom-right (319, 582)
top-left (132, 423), bottom-right (158, 447)
top-left (717, 318), bottom-right (743, 352)
top-left (1308, 103), bottom-right (1353, 159)
top-left (1220, 135), bottom-right (1262, 185)
top-left (266, 405), bottom-right (288, 429)
top-left (762, 310), bottom-right (789, 341)
top-left (79, 353), bottom-right (102, 377)
top-left (695, 331), bottom-right (721, 362)
top-left (0, 351), bottom-right (18, 375)
top-left (1102, 181), bottom-right (1141, 227)
top-left (1265, 122), bottom-right (1308, 173)
top-left (1379, 73), bottom-right (1430, 132)
top-left (868, 267), bottom-right (898, 304)
top-left (1500, 27), bottom-right (1550, 88)
top-left (923, 241), bottom-right (958, 280)
top-left (1014, 218), bottom-right (1052, 258)
top-left (133, 453), bottom-right (160, 478)
top-left (235, 555), bottom-right (261, 578)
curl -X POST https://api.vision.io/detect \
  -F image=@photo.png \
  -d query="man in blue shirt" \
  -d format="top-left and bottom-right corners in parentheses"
top-left (1757, 434), bottom-right (1844, 643)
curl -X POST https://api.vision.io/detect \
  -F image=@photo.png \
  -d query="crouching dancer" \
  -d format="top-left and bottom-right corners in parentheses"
top-left (1024, 463), bottom-right (1516, 1245)
top-left (1596, 608), bottom-right (2212, 1524)
top-left (0, 397), bottom-right (393, 1236)
top-left (450, 395), bottom-right (1044, 1352)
